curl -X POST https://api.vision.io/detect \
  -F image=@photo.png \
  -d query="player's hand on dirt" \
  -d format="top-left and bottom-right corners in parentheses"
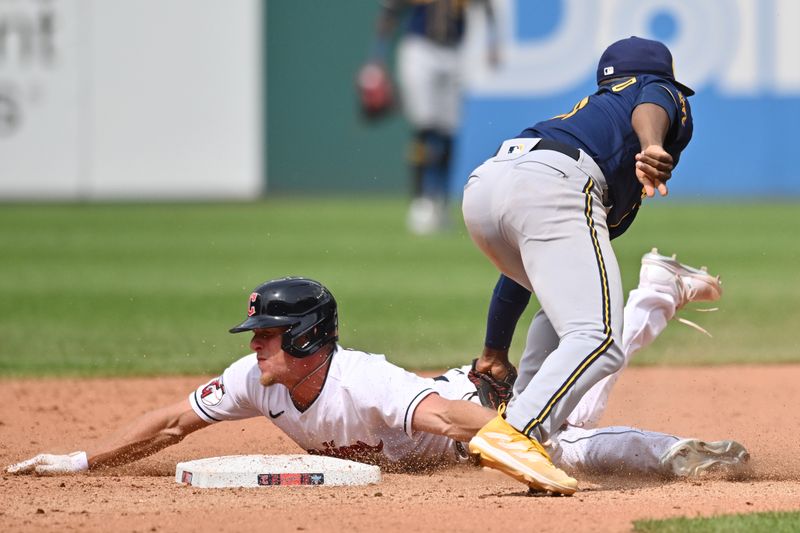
top-left (6, 451), bottom-right (89, 475)
top-left (635, 145), bottom-right (673, 197)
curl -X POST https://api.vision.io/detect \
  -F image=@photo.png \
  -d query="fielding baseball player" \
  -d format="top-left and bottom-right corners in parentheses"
top-left (461, 36), bottom-right (697, 494)
top-left (7, 274), bottom-right (747, 483)
top-left (361, 0), bottom-right (498, 234)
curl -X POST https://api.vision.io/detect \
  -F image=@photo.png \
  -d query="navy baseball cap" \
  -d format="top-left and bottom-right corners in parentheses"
top-left (596, 36), bottom-right (694, 96)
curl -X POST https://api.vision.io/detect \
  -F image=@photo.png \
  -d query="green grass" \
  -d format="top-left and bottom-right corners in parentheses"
top-left (634, 510), bottom-right (800, 532)
top-left (1, 199), bottom-right (799, 376)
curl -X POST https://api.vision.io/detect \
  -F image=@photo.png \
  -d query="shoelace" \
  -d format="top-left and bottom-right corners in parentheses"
top-left (654, 250), bottom-right (721, 337)
top-left (676, 307), bottom-right (718, 338)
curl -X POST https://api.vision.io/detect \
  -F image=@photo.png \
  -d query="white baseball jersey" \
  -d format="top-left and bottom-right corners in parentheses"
top-left (187, 289), bottom-right (702, 476)
top-left (189, 346), bottom-right (478, 468)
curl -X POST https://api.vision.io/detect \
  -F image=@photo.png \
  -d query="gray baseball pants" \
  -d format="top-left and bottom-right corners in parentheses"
top-left (462, 138), bottom-right (626, 443)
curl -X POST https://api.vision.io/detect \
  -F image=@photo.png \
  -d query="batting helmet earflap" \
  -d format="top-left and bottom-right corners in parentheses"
top-left (230, 277), bottom-right (338, 358)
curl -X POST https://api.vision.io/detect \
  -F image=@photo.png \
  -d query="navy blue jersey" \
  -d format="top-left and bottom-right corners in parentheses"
top-left (519, 74), bottom-right (693, 238)
top-left (407, 0), bottom-right (465, 45)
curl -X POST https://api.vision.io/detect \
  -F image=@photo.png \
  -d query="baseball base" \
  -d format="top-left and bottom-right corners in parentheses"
top-left (175, 454), bottom-right (381, 488)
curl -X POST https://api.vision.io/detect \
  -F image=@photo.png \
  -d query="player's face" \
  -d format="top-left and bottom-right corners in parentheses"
top-left (250, 327), bottom-right (291, 386)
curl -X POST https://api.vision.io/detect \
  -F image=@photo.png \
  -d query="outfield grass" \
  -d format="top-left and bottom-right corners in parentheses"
top-left (634, 510), bottom-right (800, 532)
top-left (1, 199), bottom-right (798, 376)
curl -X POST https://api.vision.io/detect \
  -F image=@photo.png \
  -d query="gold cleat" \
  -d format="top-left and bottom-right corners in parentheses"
top-left (469, 414), bottom-right (577, 496)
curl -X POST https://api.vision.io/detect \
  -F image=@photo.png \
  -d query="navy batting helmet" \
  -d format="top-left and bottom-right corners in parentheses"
top-left (229, 277), bottom-right (338, 358)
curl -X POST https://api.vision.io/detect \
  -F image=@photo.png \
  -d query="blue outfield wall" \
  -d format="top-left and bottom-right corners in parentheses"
top-left (452, 0), bottom-right (800, 197)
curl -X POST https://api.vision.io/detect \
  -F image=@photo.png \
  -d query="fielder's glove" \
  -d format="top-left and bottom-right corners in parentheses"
top-left (6, 451), bottom-right (89, 475)
top-left (467, 359), bottom-right (518, 410)
top-left (356, 62), bottom-right (394, 121)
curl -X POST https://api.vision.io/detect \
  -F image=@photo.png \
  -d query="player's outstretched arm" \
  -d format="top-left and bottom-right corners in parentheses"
top-left (632, 102), bottom-right (673, 197)
top-left (87, 399), bottom-right (209, 469)
top-left (6, 399), bottom-right (209, 475)
top-left (411, 394), bottom-right (494, 443)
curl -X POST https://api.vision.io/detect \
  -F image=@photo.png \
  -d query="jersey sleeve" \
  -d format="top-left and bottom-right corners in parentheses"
top-left (344, 355), bottom-right (436, 438)
top-left (636, 78), bottom-right (693, 161)
top-left (188, 354), bottom-right (265, 423)
top-left (636, 79), bottom-right (688, 132)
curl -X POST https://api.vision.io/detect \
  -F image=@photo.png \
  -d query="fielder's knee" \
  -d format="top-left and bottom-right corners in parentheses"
top-left (603, 338), bottom-right (625, 373)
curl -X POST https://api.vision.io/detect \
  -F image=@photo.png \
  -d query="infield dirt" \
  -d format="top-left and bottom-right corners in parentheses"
top-left (2, 365), bottom-right (799, 532)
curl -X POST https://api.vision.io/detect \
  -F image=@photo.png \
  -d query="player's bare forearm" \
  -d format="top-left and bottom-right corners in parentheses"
top-left (632, 103), bottom-right (669, 148)
top-left (6, 399), bottom-right (209, 475)
top-left (86, 400), bottom-right (208, 469)
top-left (632, 103), bottom-right (673, 196)
top-left (412, 394), bottom-right (494, 443)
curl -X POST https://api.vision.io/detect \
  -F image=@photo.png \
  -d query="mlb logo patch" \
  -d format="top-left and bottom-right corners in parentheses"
top-left (604, 66), bottom-right (615, 76)
top-left (494, 138), bottom-right (541, 161)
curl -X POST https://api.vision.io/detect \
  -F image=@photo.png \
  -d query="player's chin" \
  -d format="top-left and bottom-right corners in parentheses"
top-left (258, 370), bottom-right (278, 387)
top-left (259, 371), bottom-right (276, 387)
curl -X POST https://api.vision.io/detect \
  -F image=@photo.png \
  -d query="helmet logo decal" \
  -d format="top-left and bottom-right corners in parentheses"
top-left (230, 278), bottom-right (338, 357)
top-left (248, 292), bottom-right (259, 317)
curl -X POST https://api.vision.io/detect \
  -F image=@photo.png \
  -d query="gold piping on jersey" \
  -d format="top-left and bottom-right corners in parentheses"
top-left (608, 199), bottom-right (642, 229)
top-left (554, 96), bottom-right (589, 120)
top-left (612, 76), bottom-right (637, 92)
top-left (656, 83), bottom-right (678, 107)
top-left (522, 177), bottom-right (614, 436)
top-left (678, 91), bottom-right (687, 125)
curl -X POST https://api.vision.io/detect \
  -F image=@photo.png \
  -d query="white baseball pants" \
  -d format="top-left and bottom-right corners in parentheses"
top-left (397, 35), bottom-right (461, 133)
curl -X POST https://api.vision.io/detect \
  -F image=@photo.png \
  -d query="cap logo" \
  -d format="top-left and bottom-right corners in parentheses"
top-left (247, 292), bottom-right (259, 317)
top-left (603, 66), bottom-right (615, 76)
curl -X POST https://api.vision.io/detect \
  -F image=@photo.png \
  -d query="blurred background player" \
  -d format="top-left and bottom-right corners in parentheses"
top-left (359, 0), bottom-right (498, 234)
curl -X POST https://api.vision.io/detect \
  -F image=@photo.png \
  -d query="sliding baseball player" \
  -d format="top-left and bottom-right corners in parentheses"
top-left (7, 265), bottom-right (747, 486)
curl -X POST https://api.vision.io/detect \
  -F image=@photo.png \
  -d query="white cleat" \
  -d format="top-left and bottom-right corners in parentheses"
top-left (639, 248), bottom-right (722, 310)
top-left (659, 439), bottom-right (750, 477)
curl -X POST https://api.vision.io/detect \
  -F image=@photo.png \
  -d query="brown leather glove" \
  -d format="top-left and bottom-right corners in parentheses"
top-left (467, 359), bottom-right (517, 410)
